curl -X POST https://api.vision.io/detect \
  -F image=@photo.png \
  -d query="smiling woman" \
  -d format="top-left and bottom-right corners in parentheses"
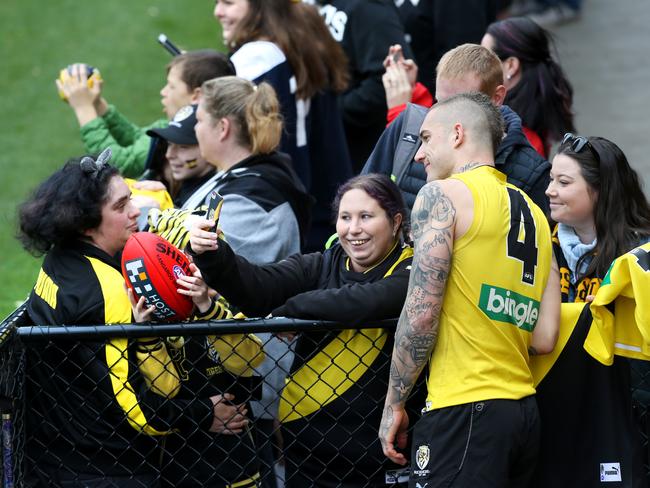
top-left (335, 179), bottom-right (405, 273)
top-left (546, 134), bottom-right (650, 302)
top-left (188, 173), bottom-right (419, 487)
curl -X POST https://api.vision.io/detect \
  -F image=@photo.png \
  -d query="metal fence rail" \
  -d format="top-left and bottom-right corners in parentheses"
top-left (1, 306), bottom-right (649, 487)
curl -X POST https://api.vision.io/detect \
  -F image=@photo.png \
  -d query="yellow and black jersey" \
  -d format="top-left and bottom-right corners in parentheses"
top-left (193, 238), bottom-right (418, 486)
top-left (424, 166), bottom-right (552, 411)
top-left (25, 240), bottom-right (206, 477)
top-left (161, 301), bottom-right (265, 488)
top-left (586, 242), bottom-right (650, 364)
top-left (528, 244), bottom-right (650, 487)
top-left (279, 243), bottom-right (416, 487)
top-left (552, 225), bottom-right (602, 303)
top-left (528, 303), bottom-right (646, 487)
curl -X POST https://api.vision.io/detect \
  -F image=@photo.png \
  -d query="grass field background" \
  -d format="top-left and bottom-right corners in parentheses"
top-left (0, 1), bottom-right (224, 318)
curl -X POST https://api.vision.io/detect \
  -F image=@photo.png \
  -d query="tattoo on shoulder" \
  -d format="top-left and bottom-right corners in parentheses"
top-left (411, 183), bottom-right (456, 239)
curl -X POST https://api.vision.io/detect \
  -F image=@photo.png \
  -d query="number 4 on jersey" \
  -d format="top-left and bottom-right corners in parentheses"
top-left (506, 188), bottom-right (538, 285)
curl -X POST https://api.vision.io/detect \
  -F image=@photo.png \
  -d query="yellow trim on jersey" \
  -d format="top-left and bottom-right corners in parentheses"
top-left (530, 303), bottom-right (586, 386)
top-left (33, 268), bottom-right (59, 309)
top-left (226, 472), bottom-right (261, 488)
top-left (136, 345), bottom-right (181, 398)
top-left (423, 168), bottom-right (550, 410)
top-left (586, 243), bottom-right (650, 364)
top-left (279, 247), bottom-right (413, 423)
top-left (86, 256), bottom-right (170, 436)
top-left (209, 334), bottom-right (265, 377)
top-left (198, 303), bottom-right (266, 377)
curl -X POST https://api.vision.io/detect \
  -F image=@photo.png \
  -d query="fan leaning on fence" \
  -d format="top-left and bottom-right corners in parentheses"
top-left (189, 173), bottom-right (425, 487)
top-left (16, 149), bottom-right (250, 487)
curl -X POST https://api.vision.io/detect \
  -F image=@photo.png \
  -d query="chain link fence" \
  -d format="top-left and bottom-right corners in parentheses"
top-left (0, 306), bottom-right (649, 487)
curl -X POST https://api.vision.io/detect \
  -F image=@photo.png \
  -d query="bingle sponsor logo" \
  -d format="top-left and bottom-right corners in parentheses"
top-left (478, 284), bottom-right (539, 331)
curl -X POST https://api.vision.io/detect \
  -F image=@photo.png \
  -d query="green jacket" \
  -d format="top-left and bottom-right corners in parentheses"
top-left (80, 104), bottom-right (167, 178)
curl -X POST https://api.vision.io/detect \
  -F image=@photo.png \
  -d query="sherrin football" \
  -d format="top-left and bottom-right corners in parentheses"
top-left (121, 232), bottom-right (193, 322)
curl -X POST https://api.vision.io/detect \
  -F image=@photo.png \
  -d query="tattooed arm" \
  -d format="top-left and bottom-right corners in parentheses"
top-left (379, 179), bottom-right (465, 465)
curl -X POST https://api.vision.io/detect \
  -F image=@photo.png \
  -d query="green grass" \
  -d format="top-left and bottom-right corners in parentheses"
top-left (0, 1), bottom-right (224, 318)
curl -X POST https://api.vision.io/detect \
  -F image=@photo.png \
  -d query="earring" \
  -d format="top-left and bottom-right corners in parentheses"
top-left (506, 74), bottom-right (512, 80)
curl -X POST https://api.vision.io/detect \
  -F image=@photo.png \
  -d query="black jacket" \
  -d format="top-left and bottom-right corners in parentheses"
top-left (395, 0), bottom-right (497, 94)
top-left (363, 103), bottom-right (551, 214)
top-left (25, 240), bottom-right (212, 478)
top-left (193, 239), bottom-right (421, 486)
top-left (317, 0), bottom-right (413, 169)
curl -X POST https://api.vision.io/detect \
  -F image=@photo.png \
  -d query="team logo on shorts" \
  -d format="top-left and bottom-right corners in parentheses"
top-left (416, 445), bottom-right (430, 471)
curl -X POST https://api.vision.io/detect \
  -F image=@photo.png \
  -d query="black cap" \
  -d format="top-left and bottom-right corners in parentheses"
top-left (147, 104), bottom-right (198, 145)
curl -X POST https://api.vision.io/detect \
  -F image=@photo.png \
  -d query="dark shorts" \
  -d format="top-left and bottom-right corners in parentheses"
top-left (408, 396), bottom-right (540, 488)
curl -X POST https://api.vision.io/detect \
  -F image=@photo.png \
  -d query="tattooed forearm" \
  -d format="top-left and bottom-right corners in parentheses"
top-left (401, 330), bottom-right (438, 363)
top-left (386, 182), bottom-right (455, 407)
top-left (380, 404), bottom-right (394, 439)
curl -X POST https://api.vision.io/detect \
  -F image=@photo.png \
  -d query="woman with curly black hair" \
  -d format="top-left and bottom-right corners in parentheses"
top-left (18, 150), bottom-right (246, 487)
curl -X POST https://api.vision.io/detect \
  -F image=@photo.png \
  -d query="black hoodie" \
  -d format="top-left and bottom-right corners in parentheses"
top-left (210, 151), bottom-right (313, 262)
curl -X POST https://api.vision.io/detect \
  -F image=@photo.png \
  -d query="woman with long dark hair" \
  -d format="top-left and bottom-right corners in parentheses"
top-left (482, 16), bottom-right (575, 157)
top-left (534, 134), bottom-right (650, 487)
top-left (546, 134), bottom-right (650, 300)
top-left (214, 0), bottom-right (352, 251)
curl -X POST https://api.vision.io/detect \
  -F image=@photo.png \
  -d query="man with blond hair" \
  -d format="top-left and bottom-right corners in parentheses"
top-left (363, 43), bottom-right (549, 214)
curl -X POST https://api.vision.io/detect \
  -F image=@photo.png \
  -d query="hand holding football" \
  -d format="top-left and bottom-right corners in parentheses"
top-left (122, 232), bottom-right (194, 322)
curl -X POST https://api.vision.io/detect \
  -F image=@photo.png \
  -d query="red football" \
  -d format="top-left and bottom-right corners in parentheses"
top-left (121, 232), bottom-right (194, 322)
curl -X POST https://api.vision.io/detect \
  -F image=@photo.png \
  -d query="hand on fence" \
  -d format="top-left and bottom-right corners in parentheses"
top-left (209, 393), bottom-right (248, 434)
top-left (189, 218), bottom-right (220, 255)
top-left (379, 404), bottom-right (410, 466)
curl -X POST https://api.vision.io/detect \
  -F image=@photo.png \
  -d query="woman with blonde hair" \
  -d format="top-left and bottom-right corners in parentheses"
top-left (214, 0), bottom-right (353, 251)
top-left (193, 75), bottom-right (312, 264)
top-left (194, 75), bottom-right (313, 487)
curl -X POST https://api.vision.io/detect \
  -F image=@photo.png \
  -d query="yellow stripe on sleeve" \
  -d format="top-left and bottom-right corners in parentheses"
top-left (86, 256), bottom-right (171, 436)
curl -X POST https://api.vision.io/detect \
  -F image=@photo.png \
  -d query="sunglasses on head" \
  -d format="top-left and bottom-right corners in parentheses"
top-left (561, 133), bottom-right (600, 163)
